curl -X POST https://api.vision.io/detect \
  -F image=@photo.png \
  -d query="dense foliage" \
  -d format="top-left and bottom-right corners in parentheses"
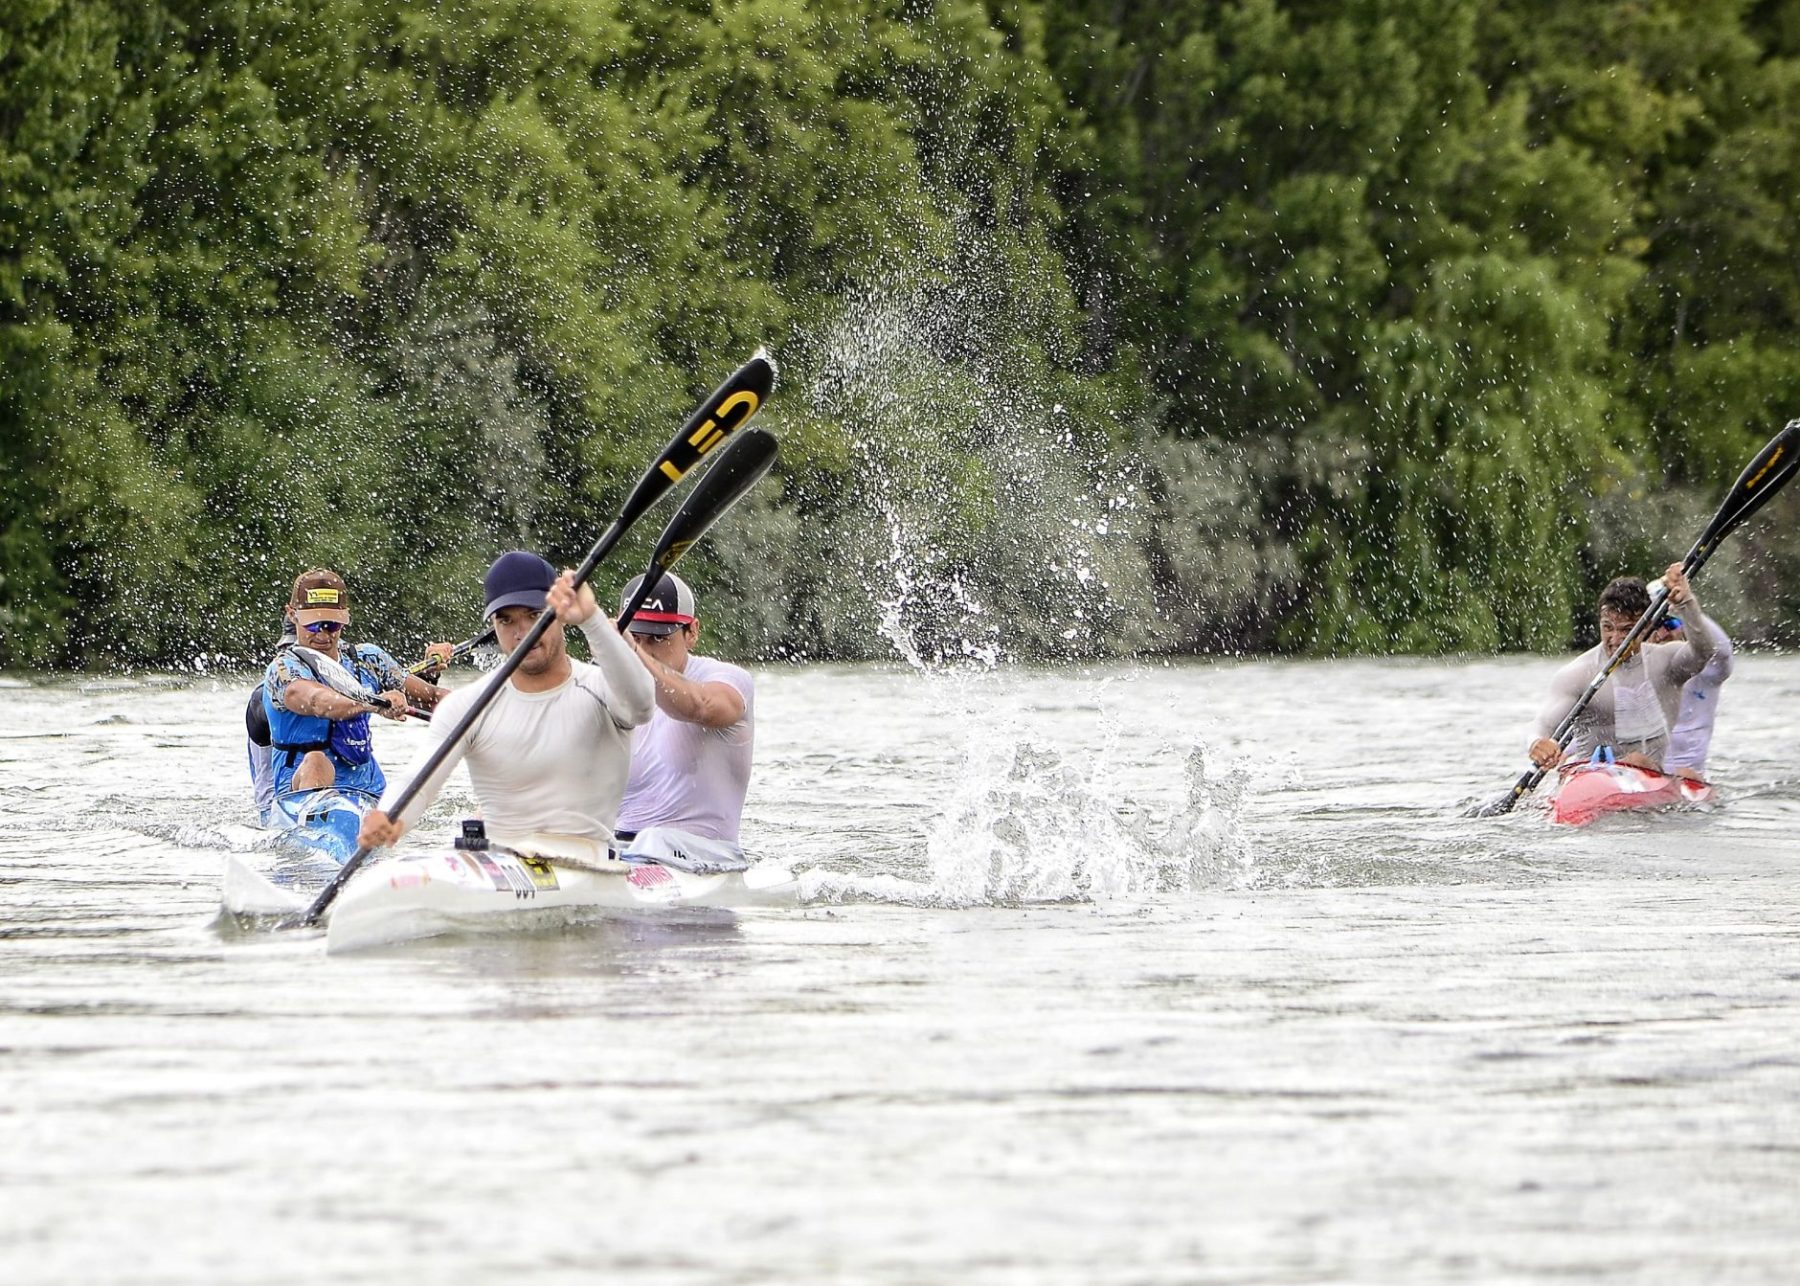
top-left (4, 0), bottom-right (1798, 668)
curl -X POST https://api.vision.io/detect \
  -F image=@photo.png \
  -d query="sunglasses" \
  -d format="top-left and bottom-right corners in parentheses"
top-left (301, 620), bottom-right (346, 634)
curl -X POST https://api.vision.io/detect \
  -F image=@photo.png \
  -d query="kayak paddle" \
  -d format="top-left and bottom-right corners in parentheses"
top-left (617, 427), bottom-right (779, 633)
top-left (407, 628), bottom-right (496, 678)
top-left (282, 350), bottom-right (776, 929)
top-left (289, 644), bottom-right (433, 721)
top-left (1472, 417), bottom-right (1800, 817)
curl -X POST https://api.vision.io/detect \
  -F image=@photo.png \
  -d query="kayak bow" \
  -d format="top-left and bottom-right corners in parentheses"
top-left (1548, 761), bottom-right (1714, 826)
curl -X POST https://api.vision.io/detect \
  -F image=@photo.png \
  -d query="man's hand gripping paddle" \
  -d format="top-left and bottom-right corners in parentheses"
top-left (406, 630), bottom-right (497, 678)
top-left (290, 644), bottom-right (432, 722)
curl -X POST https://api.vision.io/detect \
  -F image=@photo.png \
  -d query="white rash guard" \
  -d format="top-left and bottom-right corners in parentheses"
top-left (617, 654), bottom-right (754, 845)
top-left (378, 616), bottom-right (655, 846)
top-left (1532, 597), bottom-right (1719, 771)
top-left (1665, 620), bottom-right (1733, 776)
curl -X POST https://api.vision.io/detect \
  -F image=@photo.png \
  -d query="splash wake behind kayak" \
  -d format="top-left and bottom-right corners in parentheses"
top-left (1549, 761), bottom-right (1715, 826)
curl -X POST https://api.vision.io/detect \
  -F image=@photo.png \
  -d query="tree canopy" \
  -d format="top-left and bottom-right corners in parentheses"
top-left (4, 0), bottom-right (1797, 668)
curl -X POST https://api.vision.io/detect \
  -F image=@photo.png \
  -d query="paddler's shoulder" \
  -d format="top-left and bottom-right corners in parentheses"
top-left (1560, 644), bottom-right (1604, 673)
top-left (683, 653), bottom-right (754, 692)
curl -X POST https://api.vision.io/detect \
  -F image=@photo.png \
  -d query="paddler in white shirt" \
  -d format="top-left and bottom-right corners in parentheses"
top-left (1646, 607), bottom-right (1734, 780)
top-left (613, 572), bottom-right (756, 869)
top-left (357, 551), bottom-right (655, 863)
top-left (1527, 562), bottom-right (1718, 775)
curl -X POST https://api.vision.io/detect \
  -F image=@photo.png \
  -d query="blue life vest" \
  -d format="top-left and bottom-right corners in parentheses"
top-left (264, 647), bottom-right (389, 797)
top-left (328, 713), bottom-right (375, 765)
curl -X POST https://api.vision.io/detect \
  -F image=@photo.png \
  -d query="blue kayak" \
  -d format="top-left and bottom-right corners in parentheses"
top-left (269, 787), bottom-right (378, 863)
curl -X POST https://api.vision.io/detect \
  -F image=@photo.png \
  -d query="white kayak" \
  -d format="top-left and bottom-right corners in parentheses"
top-left (221, 837), bottom-right (799, 954)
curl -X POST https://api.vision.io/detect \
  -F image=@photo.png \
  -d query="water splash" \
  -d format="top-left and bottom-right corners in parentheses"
top-left (797, 239), bottom-right (1253, 904)
top-left (798, 680), bottom-right (1253, 907)
top-left (810, 246), bottom-right (1155, 667)
top-left (920, 704), bottom-right (1252, 905)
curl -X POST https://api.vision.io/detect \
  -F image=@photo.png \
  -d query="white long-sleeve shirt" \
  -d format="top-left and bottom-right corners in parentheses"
top-left (378, 616), bottom-right (655, 844)
top-left (1532, 598), bottom-right (1719, 771)
top-left (1665, 620), bottom-right (1733, 775)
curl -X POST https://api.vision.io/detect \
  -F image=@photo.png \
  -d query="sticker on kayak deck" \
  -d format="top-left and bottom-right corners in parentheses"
top-left (454, 852), bottom-right (489, 884)
top-left (518, 857), bottom-right (559, 892)
top-left (470, 851), bottom-right (513, 893)
top-left (627, 864), bottom-right (673, 889)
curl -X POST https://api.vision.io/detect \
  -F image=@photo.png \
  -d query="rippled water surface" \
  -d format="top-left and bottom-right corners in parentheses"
top-left (4, 656), bottom-right (1799, 1284)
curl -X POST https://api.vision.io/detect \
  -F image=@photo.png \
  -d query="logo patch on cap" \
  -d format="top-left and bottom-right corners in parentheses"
top-left (305, 588), bottom-right (344, 606)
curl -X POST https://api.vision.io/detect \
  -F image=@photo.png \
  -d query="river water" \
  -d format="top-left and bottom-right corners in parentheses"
top-left (3, 654), bottom-right (1798, 1283)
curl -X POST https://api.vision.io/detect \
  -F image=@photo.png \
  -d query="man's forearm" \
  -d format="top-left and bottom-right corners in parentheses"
top-left (1678, 597), bottom-right (1718, 667)
top-left (579, 617), bottom-right (656, 724)
top-left (282, 680), bottom-right (364, 721)
top-left (641, 657), bottom-right (710, 722)
top-left (402, 674), bottom-right (446, 708)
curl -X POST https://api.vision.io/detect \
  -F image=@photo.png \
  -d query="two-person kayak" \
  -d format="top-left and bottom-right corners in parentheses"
top-left (1547, 761), bottom-right (1715, 826)
top-left (221, 834), bottom-right (799, 953)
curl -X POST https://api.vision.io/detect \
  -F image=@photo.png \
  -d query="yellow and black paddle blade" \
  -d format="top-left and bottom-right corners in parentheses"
top-left (597, 351), bottom-right (776, 563)
top-left (618, 428), bottom-right (780, 631)
top-left (1687, 417), bottom-right (1800, 572)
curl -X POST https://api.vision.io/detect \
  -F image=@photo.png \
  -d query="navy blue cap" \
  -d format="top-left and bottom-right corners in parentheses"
top-left (483, 551), bottom-right (556, 620)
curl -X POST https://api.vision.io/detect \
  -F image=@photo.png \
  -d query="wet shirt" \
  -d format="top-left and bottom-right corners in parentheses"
top-left (1533, 603), bottom-right (1719, 771)
top-left (617, 655), bottom-right (754, 844)
top-left (380, 618), bottom-right (655, 844)
top-left (1666, 621), bottom-right (1734, 776)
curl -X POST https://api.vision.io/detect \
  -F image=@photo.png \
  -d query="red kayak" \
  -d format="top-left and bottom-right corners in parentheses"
top-left (1549, 761), bottom-right (1715, 826)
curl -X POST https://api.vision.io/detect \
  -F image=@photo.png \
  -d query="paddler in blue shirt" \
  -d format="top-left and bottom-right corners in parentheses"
top-left (261, 569), bottom-right (449, 802)
top-left (1527, 562), bottom-right (1718, 775)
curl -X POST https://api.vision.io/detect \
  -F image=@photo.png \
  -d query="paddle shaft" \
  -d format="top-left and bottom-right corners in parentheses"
top-left (407, 629), bottom-right (495, 677)
top-left (353, 694), bottom-right (434, 723)
top-left (287, 353), bottom-right (774, 928)
top-left (616, 429), bottom-right (780, 634)
top-left (1482, 419), bottom-right (1800, 816)
top-left (289, 644), bottom-right (433, 722)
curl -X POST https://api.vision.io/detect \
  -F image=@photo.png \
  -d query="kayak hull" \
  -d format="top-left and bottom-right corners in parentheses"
top-left (1549, 762), bottom-right (1714, 826)
top-left (221, 842), bottom-right (799, 952)
top-left (269, 787), bottom-right (377, 863)
top-left (326, 845), bottom-right (799, 952)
